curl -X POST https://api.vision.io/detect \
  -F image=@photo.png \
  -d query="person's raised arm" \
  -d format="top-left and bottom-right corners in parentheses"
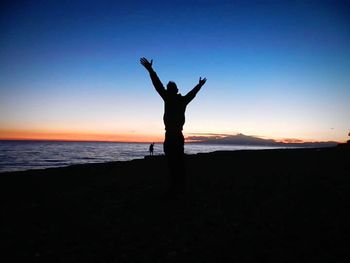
top-left (140, 57), bottom-right (166, 99)
top-left (184, 77), bottom-right (207, 104)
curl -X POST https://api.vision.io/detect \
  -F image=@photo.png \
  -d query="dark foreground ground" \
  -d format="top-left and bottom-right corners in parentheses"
top-left (1, 147), bottom-right (349, 262)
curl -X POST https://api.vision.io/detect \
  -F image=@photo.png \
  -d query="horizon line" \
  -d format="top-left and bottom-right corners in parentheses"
top-left (0, 130), bottom-right (345, 144)
top-left (0, 138), bottom-right (161, 143)
top-left (0, 137), bottom-right (341, 145)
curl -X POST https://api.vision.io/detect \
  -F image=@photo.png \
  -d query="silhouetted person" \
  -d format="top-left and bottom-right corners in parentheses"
top-left (140, 57), bottom-right (206, 196)
top-left (149, 142), bottom-right (154, 156)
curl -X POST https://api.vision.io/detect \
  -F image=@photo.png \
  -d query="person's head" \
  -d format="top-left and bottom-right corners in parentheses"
top-left (167, 81), bottom-right (178, 95)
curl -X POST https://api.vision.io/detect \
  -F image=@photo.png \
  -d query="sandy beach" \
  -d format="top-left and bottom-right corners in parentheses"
top-left (1, 147), bottom-right (349, 262)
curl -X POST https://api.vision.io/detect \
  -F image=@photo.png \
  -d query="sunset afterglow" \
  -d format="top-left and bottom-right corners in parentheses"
top-left (1, 1), bottom-right (349, 143)
top-left (0, 129), bottom-right (163, 143)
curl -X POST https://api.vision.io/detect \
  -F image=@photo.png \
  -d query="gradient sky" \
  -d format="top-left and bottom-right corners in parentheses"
top-left (1, 0), bottom-right (349, 142)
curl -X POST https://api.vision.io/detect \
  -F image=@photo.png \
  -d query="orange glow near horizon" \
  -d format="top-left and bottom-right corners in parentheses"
top-left (0, 129), bottom-right (345, 143)
top-left (0, 129), bottom-right (164, 143)
top-left (276, 138), bottom-right (306, 144)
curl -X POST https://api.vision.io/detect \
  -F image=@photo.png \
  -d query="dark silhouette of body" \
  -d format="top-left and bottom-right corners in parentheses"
top-left (149, 143), bottom-right (154, 156)
top-left (140, 57), bottom-right (206, 195)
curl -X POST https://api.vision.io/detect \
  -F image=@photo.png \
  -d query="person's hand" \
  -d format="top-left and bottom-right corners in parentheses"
top-left (140, 57), bottom-right (153, 71)
top-left (199, 77), bottom-right (207, 86)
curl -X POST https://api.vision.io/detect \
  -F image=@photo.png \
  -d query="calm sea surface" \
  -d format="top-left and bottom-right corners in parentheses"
top-left (0, 140), bottom-right (287, 173)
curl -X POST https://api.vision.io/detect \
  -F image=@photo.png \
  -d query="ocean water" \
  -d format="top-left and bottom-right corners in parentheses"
top-left (0, 140), bottom-right (286, 173)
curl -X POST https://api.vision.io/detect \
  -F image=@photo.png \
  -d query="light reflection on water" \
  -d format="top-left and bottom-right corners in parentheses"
top-left (0, 140), bottom-right (289, 173)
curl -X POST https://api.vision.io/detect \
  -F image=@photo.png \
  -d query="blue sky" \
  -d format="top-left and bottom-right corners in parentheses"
top-left (1, 0), bottom-right (349, 142)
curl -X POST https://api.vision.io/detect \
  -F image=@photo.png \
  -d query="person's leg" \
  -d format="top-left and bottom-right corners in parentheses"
top-left (164, 132), bottom-right (186, 196)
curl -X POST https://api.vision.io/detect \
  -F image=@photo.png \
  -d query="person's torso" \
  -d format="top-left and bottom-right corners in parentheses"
top-left (163, 94), bottom-right (187, 131)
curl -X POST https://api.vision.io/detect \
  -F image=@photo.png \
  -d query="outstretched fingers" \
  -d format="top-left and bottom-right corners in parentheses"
top-left (199, 77), bottom-right (207, 85)
top-left (140, 57), bottom-right (153, 69)
top-left (140, 57), bottom-right (147, 65)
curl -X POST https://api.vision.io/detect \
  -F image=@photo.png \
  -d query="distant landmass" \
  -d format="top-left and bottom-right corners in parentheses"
top-left (186, 133), bottom-right (338, 148)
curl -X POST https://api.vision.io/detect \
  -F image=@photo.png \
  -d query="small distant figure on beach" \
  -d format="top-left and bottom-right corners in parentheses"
top-left (149, 142), bottom-right (155, 156)
top-left (140, 57), bottom-right (206, 196)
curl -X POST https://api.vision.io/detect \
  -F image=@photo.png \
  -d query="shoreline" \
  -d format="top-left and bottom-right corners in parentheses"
top-left (0, 146), bottom-right (335, 175)
top-left (1, 147), bottom-right (349, 262)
